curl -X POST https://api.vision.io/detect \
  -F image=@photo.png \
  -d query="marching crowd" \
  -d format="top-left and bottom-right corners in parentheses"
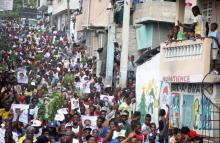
top-left (0, 19), bottom-right (203, 143)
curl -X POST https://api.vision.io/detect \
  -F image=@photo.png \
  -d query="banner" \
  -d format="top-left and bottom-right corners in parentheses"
top-left (136, 54), bottom-right (161, 123)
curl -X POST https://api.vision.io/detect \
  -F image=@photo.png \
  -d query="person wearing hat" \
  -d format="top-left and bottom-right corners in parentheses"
top-left (82, 126), bottom-right (92, 143)
top-left (119, 96), bottom-right (132, 119)
top-left (120, 110), bottom-right (131, 135)
top-left (31, 119), bottom-right (43, 141)
top-left (48, 121), bottom-right (59, 142)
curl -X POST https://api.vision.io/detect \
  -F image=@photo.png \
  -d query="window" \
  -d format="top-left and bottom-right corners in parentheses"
top-left (202, 0), bottom-right (213, 23)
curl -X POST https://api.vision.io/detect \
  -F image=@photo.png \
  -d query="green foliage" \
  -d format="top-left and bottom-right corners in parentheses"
top-left (48, 92), bottom-right (64, 121)
top-left (37, 104), bottom-right (46, 120)
top-left (62, 73), bottom-right (75, 90)
top-left (0, 36), bottom-right (20, 71)
top-left (35, 54), bottom-right (44, 61)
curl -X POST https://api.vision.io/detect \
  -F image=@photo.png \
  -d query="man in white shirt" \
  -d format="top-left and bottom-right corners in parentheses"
top-left (179, 5), bottom-right (205, 38)
top-left (127, 55), bottom-right (136, 80)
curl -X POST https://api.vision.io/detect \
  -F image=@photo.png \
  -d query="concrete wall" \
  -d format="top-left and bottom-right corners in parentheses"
top-left (52, 0), bottom-right (80, 15)
top-left (152, 22), bottom-right (174, 48)
top-left (90, 0), bottom-right (109, 27)
top-left (115, 27), bottom-right (138, 59)
top-left (133, 1), bottom-right (176, 24)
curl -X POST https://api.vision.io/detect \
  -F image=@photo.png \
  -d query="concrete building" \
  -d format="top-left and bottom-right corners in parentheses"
top-left (52, 0), bottom-right (80, 35)
top-left (75, 0), bottom-right (110, 76)
top-left (134, 0), bottom-right (220, 142)
top-left (159, 0), bottom-right (220, 142)
top-left (37, 0), bottom-right (52, 22)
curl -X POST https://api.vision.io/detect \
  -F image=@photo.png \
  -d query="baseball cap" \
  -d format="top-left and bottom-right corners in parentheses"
top-left (120, 110), bottom-right (129, 116)
top-left (31, 120), bottom-right (42, 127)
top-left (83, 126), bottom-right (92, 131)
top-left (48, 121), bottom-right (58, 128)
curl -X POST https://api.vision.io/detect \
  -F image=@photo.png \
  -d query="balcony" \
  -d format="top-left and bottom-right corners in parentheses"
top-left (160, 38), bottom-right (220, 83)
top-left (133, 1), bottom-right (176, 24)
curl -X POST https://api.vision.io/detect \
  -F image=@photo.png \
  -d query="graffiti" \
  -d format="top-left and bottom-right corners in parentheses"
top-left (159, 82), bottom-right (171, 108)
top-left (171, 84), bottom-right (201, 94)
top-left (139, 79), bottom-right (158, 122)
top-left (145, 80), bottom-right (158, 114)
top-left (193, 98), bottom-right (201, 129)
top-left (205, 84), bottom-right (213, 95)
top-left (170, 93), bottom-right (180, 128)
top-left (202, 98), bottom-right (212, 129)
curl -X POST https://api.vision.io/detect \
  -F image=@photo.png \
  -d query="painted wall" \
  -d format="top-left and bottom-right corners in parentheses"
top-left (152, 22), bottom-right (173, 48)
top-left (160, 39), bottom-right (213, 83)
top-left (136, 24), bottom-right (153, 50)
top-left (90, 0), bottom-right (109, 27)
top-left (136, 54), bottom-right (161, 125)
top-left (52, 0), bottom-right (80, 15)
top-left (170, 83), bottom-right (217, 137)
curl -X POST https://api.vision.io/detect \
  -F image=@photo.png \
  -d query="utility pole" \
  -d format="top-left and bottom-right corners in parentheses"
top-left (67, 0), bottom-right (70, 36)
top-left (119, 0), bottom-right (131, 88)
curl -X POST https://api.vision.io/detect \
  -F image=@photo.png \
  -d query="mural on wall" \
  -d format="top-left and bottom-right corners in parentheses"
top-left (171, 84), bottom-right (215, 131)
top-left (139, 80), bottom-right (159, 122)
top-left (159, 81), bottom-right (172, 109)
top-left (170, 93), bottom-right (180, 128)
top-left (202, 97), bottom-right (212, 129)
top-left (193, 98), bottom-right (202, 130)
top-left (136, 54), bottom-right (160, 123)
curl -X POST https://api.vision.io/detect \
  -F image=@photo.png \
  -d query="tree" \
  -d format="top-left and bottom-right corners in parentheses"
top-left (139, 90), bottom-right (147, 123)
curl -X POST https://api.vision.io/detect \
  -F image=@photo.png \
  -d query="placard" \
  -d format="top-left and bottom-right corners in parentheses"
top-left (17, 68), bottom-right (28, 84)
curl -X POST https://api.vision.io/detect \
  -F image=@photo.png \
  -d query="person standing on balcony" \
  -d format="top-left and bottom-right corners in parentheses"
top-left (178, 6), bottom-right (205, 38)
top-left (114, 0), bottom-right (124, 27)
top-left (208, 23), bottom-right (220, 74)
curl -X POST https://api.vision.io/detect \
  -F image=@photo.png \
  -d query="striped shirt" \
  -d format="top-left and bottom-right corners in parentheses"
top-left (115, 0), bottom-right (124, 11)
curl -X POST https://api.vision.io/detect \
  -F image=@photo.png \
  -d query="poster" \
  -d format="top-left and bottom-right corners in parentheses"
top-left (71, 98), bottom-right (79, 110)
top-left (11, 104), bottom-right (29, 124)
top-left (0, 128), bottom-right (18, 143)
top-left (100, 95), bottom-right (114, 105)
top-left (136, 54), bottom-right (161, 123)
top-left (81, 115), bottom-right (98, 129)
top-left (17, 68), bottom-right (28, 84)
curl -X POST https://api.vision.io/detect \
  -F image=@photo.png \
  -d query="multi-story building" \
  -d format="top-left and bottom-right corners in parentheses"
top-left (37, 0), bottom-right (52, 22)
top-left (52, 0), bottom-right (80, 34)
top-left (159, 0), bottom-right (220, 142)
top-left (75, 0), bottom-right (110, 76)
top-left (134, 0), bottom-right (220, 142)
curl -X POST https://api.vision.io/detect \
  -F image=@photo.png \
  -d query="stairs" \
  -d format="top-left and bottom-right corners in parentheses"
top-left (201, 89), bottom-right (220, 143)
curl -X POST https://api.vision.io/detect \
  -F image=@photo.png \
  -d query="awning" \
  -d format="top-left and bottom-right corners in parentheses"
top-left (135, 47), bottom-right (160, 65)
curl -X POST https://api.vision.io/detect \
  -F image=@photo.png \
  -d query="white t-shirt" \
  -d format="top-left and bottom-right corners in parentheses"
top-left (194, 15), bottom-right (205, 37)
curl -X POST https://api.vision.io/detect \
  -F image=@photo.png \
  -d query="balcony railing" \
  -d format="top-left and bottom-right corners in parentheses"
top-left (160, 38), bottom-right (220, 83)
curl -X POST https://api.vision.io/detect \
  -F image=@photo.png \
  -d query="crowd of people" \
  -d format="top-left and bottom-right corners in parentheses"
top-left (0, 16), bottom-right (204, 143)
